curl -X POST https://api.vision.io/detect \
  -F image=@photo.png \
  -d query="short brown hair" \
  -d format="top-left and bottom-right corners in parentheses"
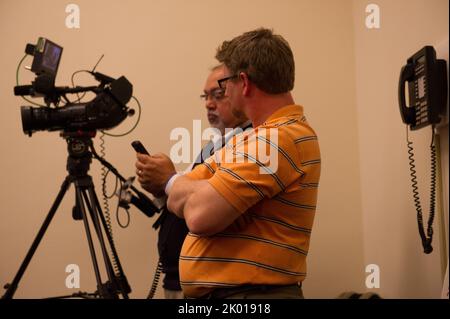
top-left (215, 28), bottom-right (295, 94)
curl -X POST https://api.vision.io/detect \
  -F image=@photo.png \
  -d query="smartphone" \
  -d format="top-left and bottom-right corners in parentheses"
top-left (131, 140), bottom-right (150, 155)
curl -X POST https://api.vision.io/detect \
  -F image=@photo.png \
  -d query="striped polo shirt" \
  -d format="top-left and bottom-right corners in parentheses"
top-left (180, 104), bottom-right (321, 298)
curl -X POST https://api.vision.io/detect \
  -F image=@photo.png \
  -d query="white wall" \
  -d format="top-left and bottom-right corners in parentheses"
top-left (353, 0), bottom-right (448, 298)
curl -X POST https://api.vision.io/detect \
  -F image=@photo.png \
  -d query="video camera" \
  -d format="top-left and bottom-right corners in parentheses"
top-left (14, 37), bottom-right (134, 136)
top-left (3, 38), bottom-right (161, 299)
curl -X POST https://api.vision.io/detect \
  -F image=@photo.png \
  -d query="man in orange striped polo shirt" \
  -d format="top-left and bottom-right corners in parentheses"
top-left (167, 28), bottom-right (321, 299)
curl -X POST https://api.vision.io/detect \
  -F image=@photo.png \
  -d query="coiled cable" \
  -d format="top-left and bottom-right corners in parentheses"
top-left (428, 129), bottom-right (437, 242)
top-left (99, 132), bottom-right (121, 274)
top-left (406, 125), bottom-right (436, 254)
top-left (146, 259), bottom-right (162, 299)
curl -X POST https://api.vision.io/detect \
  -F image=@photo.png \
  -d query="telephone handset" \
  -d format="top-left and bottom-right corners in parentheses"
top-left (398, 46), bottom-right (448, 254)
top-left (398, 46), bottom-right (447, 130)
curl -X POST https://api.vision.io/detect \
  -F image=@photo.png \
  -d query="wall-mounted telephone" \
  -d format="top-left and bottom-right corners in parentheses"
top-left (399, 46), bottom-right (447, 130)
top-left (398, 46), bottom-right (448, 254)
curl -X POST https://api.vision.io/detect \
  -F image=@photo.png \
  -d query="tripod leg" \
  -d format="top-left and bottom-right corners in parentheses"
top-left (2, 176), bottom-right (73, 299)
top-left (80, 188), bottom-right (118, 291)
top-left (74, 186), bottom-right (104, 294)
top-left (87, 186), bottom-right (131, 298)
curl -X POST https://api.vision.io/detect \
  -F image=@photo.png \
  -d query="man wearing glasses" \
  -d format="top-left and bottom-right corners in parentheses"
top-left (165, 28), bottom-right (321, 299)
top-left (135, 64), bottom-right (250, 299)
top-left (201, 65), bottom-right (249, 139)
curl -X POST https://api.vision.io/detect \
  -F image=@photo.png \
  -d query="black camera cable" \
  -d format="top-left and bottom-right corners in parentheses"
top-left (406, 125), bottom-right (436, 254)
top-left (146, 258), bottom-right (162, 299)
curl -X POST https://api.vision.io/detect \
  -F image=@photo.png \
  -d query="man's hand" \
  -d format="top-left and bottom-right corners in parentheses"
top-left (135, 152), bottom-right (176, 197)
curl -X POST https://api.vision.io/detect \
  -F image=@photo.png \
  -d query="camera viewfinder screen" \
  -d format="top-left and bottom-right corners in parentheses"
top-left (41, 41), bottom-right (62, 74)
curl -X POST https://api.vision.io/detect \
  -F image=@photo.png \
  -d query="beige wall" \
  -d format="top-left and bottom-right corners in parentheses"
top-left (0, 0), bottom-right (446, 299)
top-left (353, 0), bottom-right (449, 298)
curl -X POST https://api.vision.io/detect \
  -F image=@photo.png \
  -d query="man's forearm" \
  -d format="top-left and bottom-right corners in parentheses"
top-left (168, 176), bottom-right (241, 236)
top-left (167, 175), bottom-right (205, 218)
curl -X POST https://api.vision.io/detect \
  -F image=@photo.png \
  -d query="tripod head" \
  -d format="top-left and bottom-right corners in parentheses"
top-left (62, 131), bottom-right (95, 178)
top-left (59, 130), bottom-right (160, 218)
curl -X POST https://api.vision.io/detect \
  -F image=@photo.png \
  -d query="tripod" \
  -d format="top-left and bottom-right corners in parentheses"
top-left (2, 132), bottom-right (131, 299)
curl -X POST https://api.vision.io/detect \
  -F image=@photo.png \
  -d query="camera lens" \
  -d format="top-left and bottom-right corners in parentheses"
top-left (20, 106), bottom-right (33, 135)
top-left (20, 105), bottom-right (53, 135)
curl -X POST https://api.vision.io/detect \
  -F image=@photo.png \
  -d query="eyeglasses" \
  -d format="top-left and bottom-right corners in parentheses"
top-left (217, 74), bottom-right (238, 89)
top-left (200, 88), bottom-right (226, 101)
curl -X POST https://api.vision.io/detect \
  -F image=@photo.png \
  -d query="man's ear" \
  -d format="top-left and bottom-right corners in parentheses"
top-left (240, 72), bottom-right (251, 97)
